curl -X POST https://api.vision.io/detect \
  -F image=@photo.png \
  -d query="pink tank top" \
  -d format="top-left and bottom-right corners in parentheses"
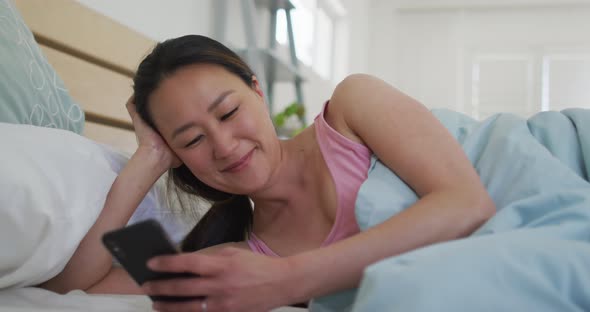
top-left (248, 101), bottom-right (372, 256)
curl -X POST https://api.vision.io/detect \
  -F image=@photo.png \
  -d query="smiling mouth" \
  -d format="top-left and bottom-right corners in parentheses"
top-left (221, 149), bottom-right (255, 172)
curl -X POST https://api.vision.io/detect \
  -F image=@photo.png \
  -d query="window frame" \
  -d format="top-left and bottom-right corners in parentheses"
top-left (274, 0), bottom-right (346, 79)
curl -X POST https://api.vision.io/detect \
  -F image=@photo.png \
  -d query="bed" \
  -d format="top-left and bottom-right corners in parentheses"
top-left (311, 107), bottom-right (590, 311)
top-left (10, 0), bottom-right (148, 154)
top-left (4, 1), bottom-right (590, 311)
top-left (0, 0), bottom-right (304, 310)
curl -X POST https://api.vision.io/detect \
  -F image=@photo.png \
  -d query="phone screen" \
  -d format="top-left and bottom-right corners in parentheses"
top-left (102, 219), bottom-right (201, 302)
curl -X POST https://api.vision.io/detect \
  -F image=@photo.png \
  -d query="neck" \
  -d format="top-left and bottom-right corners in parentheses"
top-left (249, 126), bottom-right (320, 217)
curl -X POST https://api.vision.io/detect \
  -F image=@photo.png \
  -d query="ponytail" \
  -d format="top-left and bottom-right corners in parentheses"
top-left (163, 165), bottom-right (253, 252)
top-left (181, 195), bottom-right (253, 252)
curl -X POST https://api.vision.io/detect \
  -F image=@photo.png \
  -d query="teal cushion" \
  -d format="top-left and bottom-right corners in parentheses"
top-left (0, 0), bottom-right (84, 133)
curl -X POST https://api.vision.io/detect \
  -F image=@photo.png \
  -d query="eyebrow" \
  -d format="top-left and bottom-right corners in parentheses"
top-left (171, 90), bottom-right (235, 139)
top-left (207, 90), bottom-right (234, 113)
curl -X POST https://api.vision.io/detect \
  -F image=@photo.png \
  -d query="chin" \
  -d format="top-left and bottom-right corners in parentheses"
top-left (236, 182), bottom-right (265, 195)
top-left (233, 174), bottom-right (270, 195)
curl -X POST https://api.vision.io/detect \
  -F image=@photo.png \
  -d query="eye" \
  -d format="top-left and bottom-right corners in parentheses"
top-left (184, 135), bottom-right (204, 148)
top-left (220, 106), bottom-right (239, 121)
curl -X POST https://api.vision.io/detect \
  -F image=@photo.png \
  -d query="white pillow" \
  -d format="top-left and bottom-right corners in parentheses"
top-left (98, 143), bottom-right (194, 245)
top-left (0, 122), bottom-right (191, 289)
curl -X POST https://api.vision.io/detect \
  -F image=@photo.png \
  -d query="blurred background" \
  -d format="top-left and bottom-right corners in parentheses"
top-left (76, 0), bottom-right (590, 125)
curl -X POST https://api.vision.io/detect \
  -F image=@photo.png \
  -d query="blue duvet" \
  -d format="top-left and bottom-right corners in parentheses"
top-left (311, 109), bottom-right (590, 312)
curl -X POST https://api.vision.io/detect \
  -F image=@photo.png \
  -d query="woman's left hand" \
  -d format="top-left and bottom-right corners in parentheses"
top-left (142, 247), bottom-right (297, 312)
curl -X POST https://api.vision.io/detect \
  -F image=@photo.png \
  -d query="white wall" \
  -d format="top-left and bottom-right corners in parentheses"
top-left (394, 0), bottom-right (590, 9)
top-left (341, 0), bottom-right (370, 75)
top-left (75, 0), bottom-right (590, 121)
top-left (368, 0), bottom-right (590, 118)
top-left (77, 0), bottom-right (212, 41)
top-left (75, 0), bottom-right (372, 124)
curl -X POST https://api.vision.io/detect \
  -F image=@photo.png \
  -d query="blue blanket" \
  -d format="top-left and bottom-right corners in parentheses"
top-left (310, 109), bottom-right (590, 312)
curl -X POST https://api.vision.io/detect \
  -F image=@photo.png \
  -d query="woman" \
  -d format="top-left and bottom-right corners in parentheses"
top-left (39, 35), bottom-right (495, 311)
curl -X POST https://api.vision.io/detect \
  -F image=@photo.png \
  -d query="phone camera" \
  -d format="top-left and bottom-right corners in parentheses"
top-left (112, 245), bottom-right (126, 259)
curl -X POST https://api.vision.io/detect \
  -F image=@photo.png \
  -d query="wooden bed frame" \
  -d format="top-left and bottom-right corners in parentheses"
top-left (14, 0), bottom-right (156, 154)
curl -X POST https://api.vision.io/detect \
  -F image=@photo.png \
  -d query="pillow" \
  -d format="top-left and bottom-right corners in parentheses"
top-left (101, 144), bottom-right (195, 246)
top-left (0, 0), bottom-right (84, 133)
top-left (0, 123), bottom-right (191, 289)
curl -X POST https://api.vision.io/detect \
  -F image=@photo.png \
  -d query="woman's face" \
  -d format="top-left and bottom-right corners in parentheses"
top-left (148, 63), bottom-right (279, 195)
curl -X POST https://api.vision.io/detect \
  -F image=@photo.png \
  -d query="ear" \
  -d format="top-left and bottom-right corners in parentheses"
top-left (251, 76), bottom-right (264, 98)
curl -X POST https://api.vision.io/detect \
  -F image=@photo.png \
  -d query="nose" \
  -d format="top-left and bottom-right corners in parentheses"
top-left (211, 127), bottom-right (238, 159)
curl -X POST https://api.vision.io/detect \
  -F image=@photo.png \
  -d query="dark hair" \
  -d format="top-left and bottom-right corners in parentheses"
top-left (132, 35), bottom-right (254, 252)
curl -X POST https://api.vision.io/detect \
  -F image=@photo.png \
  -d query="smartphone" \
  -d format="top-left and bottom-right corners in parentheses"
top-left (102, 219), bottom-right (201, 302)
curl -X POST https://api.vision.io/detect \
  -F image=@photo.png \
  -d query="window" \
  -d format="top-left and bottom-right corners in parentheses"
top-left (314, 7), bottom-right (334, 78)
top-left (542, 54), bottom-right (590, 111)
top-left (470, 51), bottom-right (590, 119)
top-left (471, 55), bottom-right (535, 119)
top-left (275, 0), bottom-right (315, 65)
top-left (275, 0), bottom-right (344, 79)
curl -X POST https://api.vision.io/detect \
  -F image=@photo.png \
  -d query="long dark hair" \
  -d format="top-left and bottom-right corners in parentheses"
top-left (133, 35), bottom-right (254, 252)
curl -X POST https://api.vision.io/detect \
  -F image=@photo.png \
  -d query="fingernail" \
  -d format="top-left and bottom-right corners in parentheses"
top-left (147, 259), bottom-right (157, 269)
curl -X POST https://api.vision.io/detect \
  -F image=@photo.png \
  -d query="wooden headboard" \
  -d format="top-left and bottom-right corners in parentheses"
top-left (14, 0), bottom-right (157, 155)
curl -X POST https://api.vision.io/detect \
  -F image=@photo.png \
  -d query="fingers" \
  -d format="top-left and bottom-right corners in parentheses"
top-left (148, 253), bottom-right (223, 276)
top-left (125, 95), bottom-right (136, 113)
top-left (125, 96), bottom-right (140, 130)
top-left (217, 246), bottom-right (242, 257)
top-left (152, 298), bottom-right (206, 312)
top-left (152, 297), bottom-right (228, 312)
top-left (143, 277), bottom-right (217, 297)
top-left (126, 94), bottom-right (135, 107)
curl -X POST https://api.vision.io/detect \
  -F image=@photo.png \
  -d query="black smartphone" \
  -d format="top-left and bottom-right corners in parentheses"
top-left (102, 219), bottom-right (201, 302)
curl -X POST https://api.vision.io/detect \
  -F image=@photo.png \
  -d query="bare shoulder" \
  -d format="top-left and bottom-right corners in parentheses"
top-left (331, 73), bottom-right (420, 117)
top-left (327, 74), bottom-right (415, 145)
top-left (196, 241), bottom-right (251, 255)
top-left (320, 74), bottom-right (371, 145)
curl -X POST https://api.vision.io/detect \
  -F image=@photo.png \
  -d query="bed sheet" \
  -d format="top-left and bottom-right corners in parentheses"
top-left (311, 108), bottom-right (590, 311)
top-left (0, 287), bottom-right (307, 312)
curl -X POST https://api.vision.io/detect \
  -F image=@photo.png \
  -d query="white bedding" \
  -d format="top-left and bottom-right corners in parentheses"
top-left (0, 123), bottom-right (193, 289)
top-left (0, 287), bottom-right (307, 312)
top-left (0, 123), bottom-right (307, 310)
top-left (0, 287), bottom-right (151, 312)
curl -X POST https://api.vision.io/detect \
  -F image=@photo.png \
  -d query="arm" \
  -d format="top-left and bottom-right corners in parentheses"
top-left (286, 74), bottom-right (496, 301)
top-left (39, 148), bottom-right (170, 294)
top-left (139, 76), bottom-right (496, 311)
top-left (39, 99), bottom-right (178, 294)
top-left (85, 242), bottom-right (251, 295)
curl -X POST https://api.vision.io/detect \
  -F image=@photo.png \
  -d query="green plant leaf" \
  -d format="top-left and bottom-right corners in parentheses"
top-left (273, 112), bottom-right (286, 127)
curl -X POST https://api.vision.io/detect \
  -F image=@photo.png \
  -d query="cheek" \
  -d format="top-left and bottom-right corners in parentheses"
top-left (177, 150), bottom-right (211, 175)
top-left (242, 108), bottom-right (274, 136)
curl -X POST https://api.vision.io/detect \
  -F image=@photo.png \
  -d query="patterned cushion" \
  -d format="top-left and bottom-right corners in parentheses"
top-left (0, 0), bottom-right (84, 133)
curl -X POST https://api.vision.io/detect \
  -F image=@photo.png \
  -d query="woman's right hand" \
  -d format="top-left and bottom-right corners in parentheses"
top-left (126, 95), bottom-right (182, 169)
